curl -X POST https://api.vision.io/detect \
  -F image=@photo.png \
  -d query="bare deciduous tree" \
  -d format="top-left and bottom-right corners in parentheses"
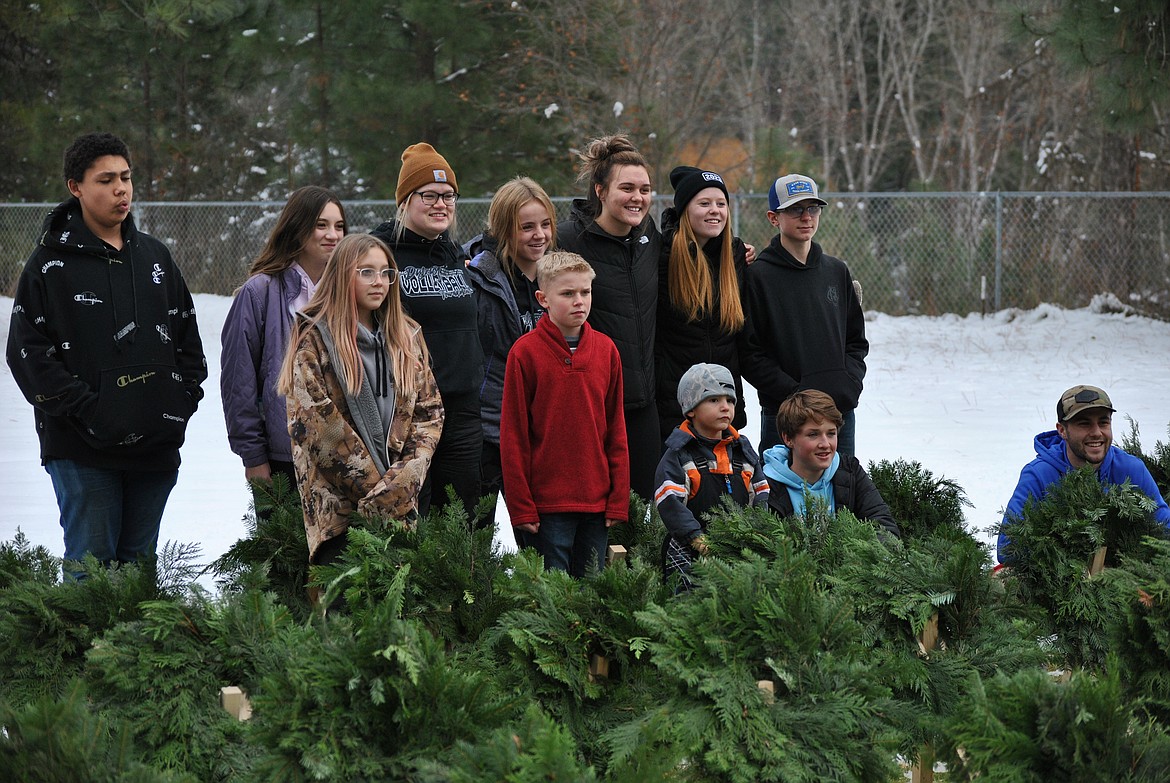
top-left (520, 0), bottom-right (748, 185)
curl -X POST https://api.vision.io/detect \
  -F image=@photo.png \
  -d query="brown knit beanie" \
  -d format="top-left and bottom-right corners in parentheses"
top-left (395, 143), bottom-right (458, 204)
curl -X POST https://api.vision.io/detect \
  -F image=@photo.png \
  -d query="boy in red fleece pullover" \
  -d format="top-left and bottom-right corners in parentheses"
top-left (501, 251), bottom-right (629, 576)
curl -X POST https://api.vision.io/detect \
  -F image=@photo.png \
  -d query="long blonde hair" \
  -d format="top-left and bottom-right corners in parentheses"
top-left (667, 216), bottom-right (744, 332)
top-left (487, 177), bottom-right (557, 278)
top-left (279, 234), bottom-right (429, 400)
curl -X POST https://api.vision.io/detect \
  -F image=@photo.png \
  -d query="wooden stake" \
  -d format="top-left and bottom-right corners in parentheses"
top-left (606, 544), bottom-right (627, 566)
top-left (911, 616), bottom-right (939, 783)
top-left (588, 654), bottom-right (609, 682)
top-left (757, 680), bottom-right (775, 705)
top-left (1086, 546), bottom-right (1107, 578)
top-left (911, 743), bottom-right (934, 783)
top-left (219, 685), bottom-right (253, 721)
top-left (916, 612), bottom-right (939, 657)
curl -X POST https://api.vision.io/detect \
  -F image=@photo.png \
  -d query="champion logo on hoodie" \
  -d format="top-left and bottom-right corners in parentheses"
top-left (73, 291), bottom-right (102, 306)
top-left (151, 263), bottom-right (165, 284)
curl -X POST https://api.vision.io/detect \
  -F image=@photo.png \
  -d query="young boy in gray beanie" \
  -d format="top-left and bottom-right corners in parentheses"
top-left (653, 362), bottom-right (768, 590)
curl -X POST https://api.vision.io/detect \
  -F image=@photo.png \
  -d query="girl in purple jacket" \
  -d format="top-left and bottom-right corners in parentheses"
top-left (220, 186), bottom-right (347, 500)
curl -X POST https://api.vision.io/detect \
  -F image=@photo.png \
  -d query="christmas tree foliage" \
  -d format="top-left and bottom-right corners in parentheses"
top-left (0, 681), bottom-right (198, 783)
top-left (1000, 466), bottom-right (1169, 668)
top-left (1101, 538), bottom-right (1170, 722)
top-left (0, 539), bottom-right (202, 706)
top-left (1120, 420), bottom-right (1170, 501)
top-left (2, 456), bottom-right (1169, 781)
top-left (625, 545), bottom-right (905, 782)
top-left (213, 474), bottom-right (314, 621)
top-left (941, 665), bottom-right (1170, 782)
top-left (867, 459), bottom-right (971, 541)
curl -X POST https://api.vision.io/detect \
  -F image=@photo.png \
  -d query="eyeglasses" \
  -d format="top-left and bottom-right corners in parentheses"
top-left (777, 204), bottom-right (823, 217)
top-left (413, 190), bottom-right (458, 206)
top-left (356, 267), bottom-right (398, 283)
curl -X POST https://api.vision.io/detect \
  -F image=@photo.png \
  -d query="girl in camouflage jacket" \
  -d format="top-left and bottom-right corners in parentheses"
top-left (279, 234), bottom-right (444, 563)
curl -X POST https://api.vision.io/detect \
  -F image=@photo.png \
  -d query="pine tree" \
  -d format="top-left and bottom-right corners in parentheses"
top-left (625, 545), bottom-right (904, 782)
top-left (867, 459), bottom-right (971, 541)
top-left (247, 566), bottom-right (522, 781)
top-left (5, 454), bottom-right (1169, 781)
top-left (213, 474), bottom-right (314, 622)
top-left (0, 543), bottom-right (201, 706)
top-left (310, 497), bottom-right (509, 643)
top-left (414, 704), bottom-right (598, 782)
top-left (84, 594), bottom-right (268, 780)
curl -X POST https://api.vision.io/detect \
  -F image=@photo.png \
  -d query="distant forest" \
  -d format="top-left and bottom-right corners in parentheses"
top-left (2, 0), bottom-right (1167, 201)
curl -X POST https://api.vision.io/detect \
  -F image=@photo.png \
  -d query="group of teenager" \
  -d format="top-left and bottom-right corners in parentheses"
top-left (9, 131), bottom-right (1168, 587)
top-left (212, 132), bottom-right (881, 584)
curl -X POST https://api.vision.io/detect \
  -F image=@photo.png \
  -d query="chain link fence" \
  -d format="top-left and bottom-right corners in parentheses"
top-left (3, 193), bottom-right (1168, 318)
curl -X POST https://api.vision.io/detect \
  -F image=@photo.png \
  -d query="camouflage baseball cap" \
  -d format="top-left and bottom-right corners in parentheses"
top-left (678, 363), bottom-right (736, 415)
top-left (1057, 385), bottom-right (1115, 423)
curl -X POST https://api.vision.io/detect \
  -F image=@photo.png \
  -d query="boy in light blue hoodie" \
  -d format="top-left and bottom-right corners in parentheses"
top-left (762, 390), bottom-right (899, 539)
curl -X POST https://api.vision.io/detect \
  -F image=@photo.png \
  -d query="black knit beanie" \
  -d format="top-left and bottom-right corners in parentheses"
top-left (670, 165), bottom-right (729, 213)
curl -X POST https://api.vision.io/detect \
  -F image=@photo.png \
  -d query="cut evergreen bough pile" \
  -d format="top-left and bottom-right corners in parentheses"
top-left (2, 433), bottom-right (1169, 782)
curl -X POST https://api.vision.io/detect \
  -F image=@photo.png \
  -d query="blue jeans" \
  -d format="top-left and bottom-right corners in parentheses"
top-left (760, 407), bottom-right (857, 458)
top-left (45, 459), bottom-right (178, 573)
top-left (533, 512), bottom-right (608, 577)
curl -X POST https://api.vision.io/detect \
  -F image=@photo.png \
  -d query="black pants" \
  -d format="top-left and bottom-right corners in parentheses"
top-left (625, 401), bottom-right (660, 502)
top-left (421, 390), bottom-right (484, 524)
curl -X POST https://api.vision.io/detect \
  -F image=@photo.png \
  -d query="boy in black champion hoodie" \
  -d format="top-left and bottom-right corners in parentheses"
top-left (6, 132), bottom-right (206, 577)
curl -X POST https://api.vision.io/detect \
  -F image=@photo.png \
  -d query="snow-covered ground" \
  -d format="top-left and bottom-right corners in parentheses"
top-left (3, 293), bottom-right (1168, 577)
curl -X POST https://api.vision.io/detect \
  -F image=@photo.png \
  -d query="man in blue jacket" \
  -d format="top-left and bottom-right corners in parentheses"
top-left (997, 384), bottom-right (1170, 563)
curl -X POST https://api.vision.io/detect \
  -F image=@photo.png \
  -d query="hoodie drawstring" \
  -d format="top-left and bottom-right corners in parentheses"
top-left (373, 327), bottom-right (388, 398)
top-left (109, 237), bottom-right (139, 351)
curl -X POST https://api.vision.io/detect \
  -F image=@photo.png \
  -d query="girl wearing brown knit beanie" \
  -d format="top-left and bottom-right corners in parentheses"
top-left (371, 143), bottom-right (484, 524)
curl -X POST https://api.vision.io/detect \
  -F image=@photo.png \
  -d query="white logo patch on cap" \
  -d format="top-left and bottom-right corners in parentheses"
top-left (702, 171), bottom-right (724, 183)
top-left (432, 169), bottom-right (448, 182)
